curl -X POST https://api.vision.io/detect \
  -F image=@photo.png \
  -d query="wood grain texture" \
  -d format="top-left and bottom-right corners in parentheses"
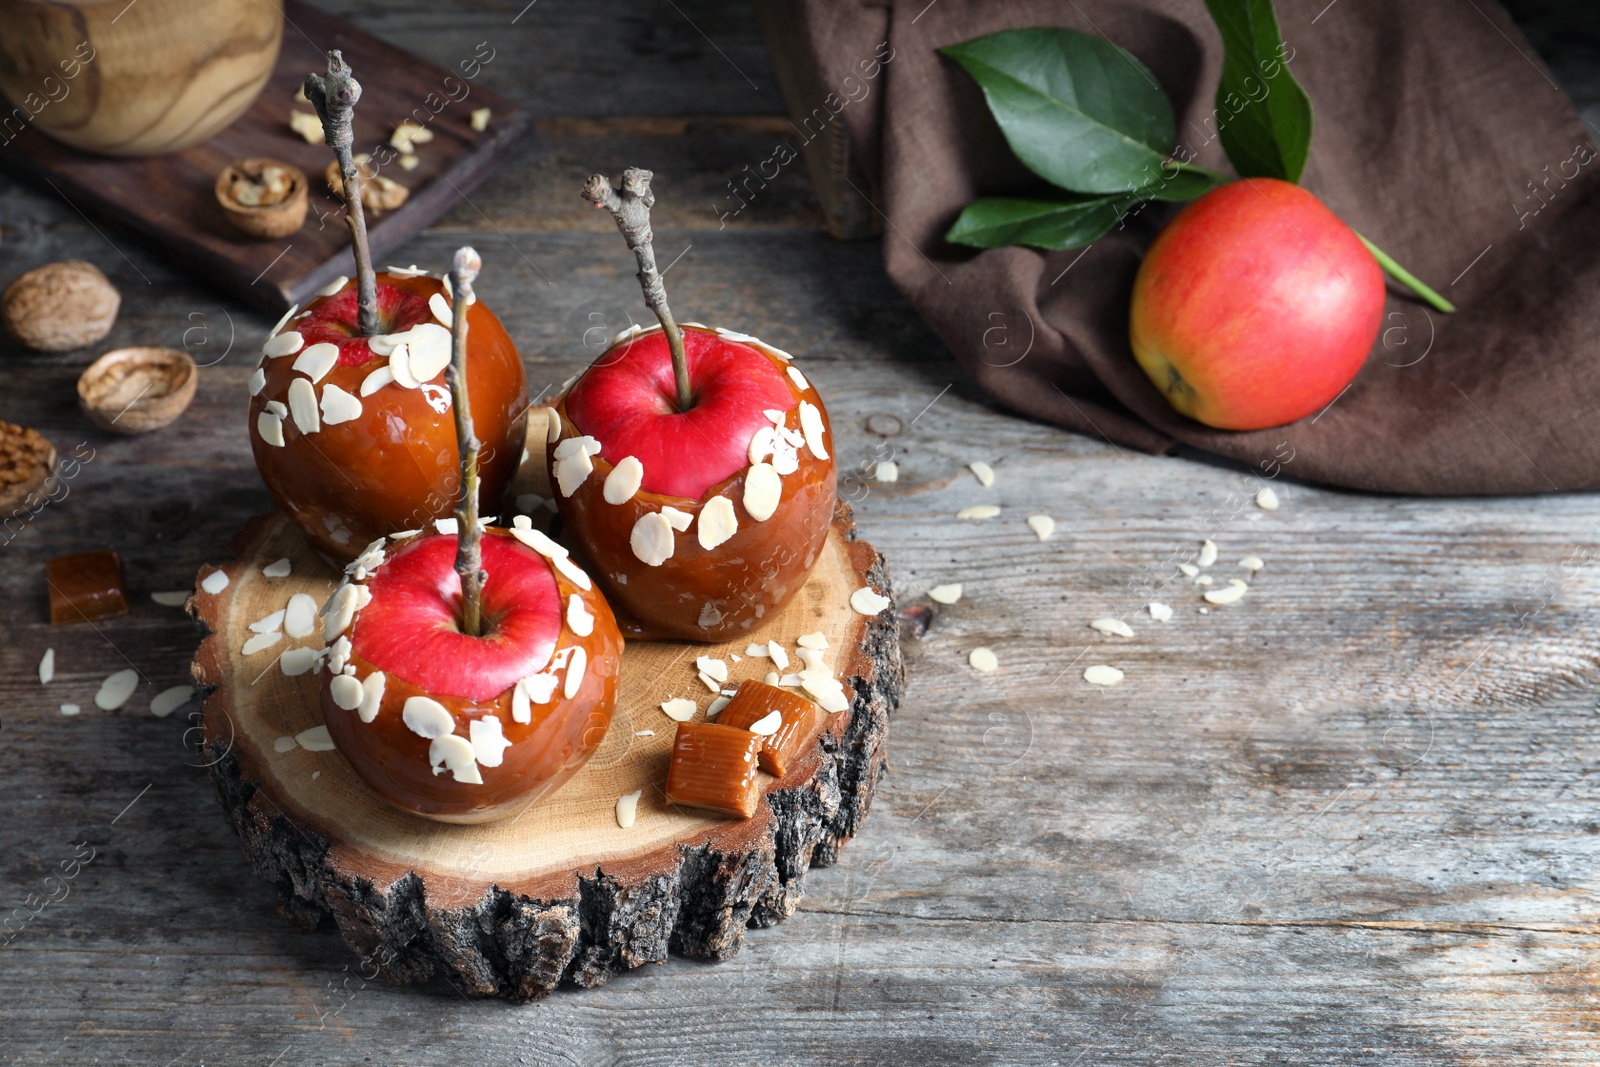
top-left (1, 0), bottom-right (1599, 1063)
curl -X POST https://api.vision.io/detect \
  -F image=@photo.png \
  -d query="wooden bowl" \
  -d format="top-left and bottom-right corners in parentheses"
top-left (78, 347), bottom-right (198, 435)
top-left (215, 159), bottom-right (308, 240)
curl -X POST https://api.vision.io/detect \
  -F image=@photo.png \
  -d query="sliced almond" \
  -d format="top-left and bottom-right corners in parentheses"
top-left (743, 462), bottom-right (782, 522)
top-left (328, 673), bottom-right (364, 710)
top-left (630, 512), bottom-right (675, 566)
top-left (1203, 580), bottom-right (1248, 606)
top-left (200, 570), bottom-right (230, 595)
top-left (660, 506), bottom-right (693, 532)
top-left (389, 344), bottom-right (419, 388)
top-left (1148, 602), bottom-right (1173, 622)
top-left (969, 461), bottom-right (995, 487)
top-left (287, 377), bottom-right (320, 435)
top-left (1256, 486), bottom-right (1280, 511)
top-left (469, 716), bottom-right (511, 767)
top-left (1178, 563), bottom-right (1199, 577)
top-left (281, 647), bottom-right (319, 676)
top-left (928, 583), bottom-right (962, 605)
top-left (1238, 556), bottom-right (1264, 571)
top-left (1198, 539), bottom-right (1218, 567)
top-left (1083, 664), bottom-right (1124, 686)
top-left (249, 609), bottom-right (286, 633)
top-left (38, 648), bottom-right (54, 684)
top-left (429, 733), bottom-right (482, 784)
top-left (958, 505), bottom-right (1001, 520)
top-left (767, 641), bottom-right (790, 670)
top-left (94, 668), bottom-right (139, 710)
top-left (796, 632), bottom-right (828, 650)
top-left (749, 710), bottom-right (783, 736)
top-left (402, 695), bottom-right (453, 738)
top-left (242, 631), bottom-right (282, 655)
top-left (566, 593), bottom-right (595, 637)
top-left (291, 341), bottom-right (340, 383)
top-left (850, 586), bottom-right (891, 615)
top-left (1027, 514), bottom-right (1055, 541)
top-left (150, 685), bottom-right (193, 718)
top-left (874, 460), bottom-right (899, 483)
top-left (798, 401), bottom-right (828, 460)
top-left (616, 789), bottom-right (642, 829)
top-left (470, 107), bottom-right (492, 133)
top-left (697, 496), bottom-right (738, 550)
top-left (318, 275), bottom-right (349, 298)
top-left (296, 725), bottom-right (336, 751)
top-left (968, 647), bottom-right (998, 672)
top-left (696, 656), bottom-right (729, 683)
top-left (321, 384), bottom-right (363, 426)
top-left (262, 330), bottom-right (303, 358)
top-left (603, 456), bottom-right (643, 504)
top-left (152, 590), bottom-right (190, 606)
top-left (405, 323), bottom-right (453, 383)
top-left (429, 291), bottom-right (453, 328)
top-left (1090, 617), bottom-right (1134, 638)
top-left (360, 365), bottom-right (394, 397)
top-left (661, 697), bottom-right (697, 721)
top-left (257, 411), bottom-right (286, 447)
top-left (358, 670), bottom-right (386, 722)
top-left (262, 558), bottom-right (292, 579)
top-left (564, 646), bottom-right (587, 698)
top-left (786, 365), bottom-right (809, 392)
top-left (248, 368), bottom-right (266, 396)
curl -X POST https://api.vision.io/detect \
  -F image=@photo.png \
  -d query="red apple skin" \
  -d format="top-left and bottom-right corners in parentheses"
top-left (321, 528), bottom-right (622, 824)
top-left (551, 325), bottom-right (836, 642)
top-left (250, 273), bottom-right (527, 564)
top-left (1129, 178), bottom-right (1385, 431)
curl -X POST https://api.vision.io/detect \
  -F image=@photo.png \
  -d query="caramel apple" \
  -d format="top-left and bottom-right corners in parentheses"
top-left (547, 168), bottom-right (837, 640)
top-left (250, 52), bottom-right (527, 564)
top-left (318, 249), bottom-right (622, 823)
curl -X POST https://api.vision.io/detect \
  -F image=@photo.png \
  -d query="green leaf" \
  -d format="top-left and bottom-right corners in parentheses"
top-left (1202, 0), bottom-right (1314, 182)
top-left (946, 195), bottom-right (1130, 250)
top-left (941, 28), bottom-right (1183, 195)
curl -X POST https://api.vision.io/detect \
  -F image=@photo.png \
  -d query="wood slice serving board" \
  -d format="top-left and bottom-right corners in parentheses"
top-left (190, 503), bottom-right (901, 1000)
top-left (0, 1), bottom-right (528, 314)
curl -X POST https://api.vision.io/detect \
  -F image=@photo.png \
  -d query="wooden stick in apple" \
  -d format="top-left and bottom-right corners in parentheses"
top-left (581, 168), bottom-right (692, 412)
top-left (304, 50), bottom-right (379, 337)
top-left (447, 246), bottom-right (485, 637)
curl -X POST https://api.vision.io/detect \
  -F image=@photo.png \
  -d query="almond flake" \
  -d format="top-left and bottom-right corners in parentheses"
top-left (268, 303), bottom-right (300, 338)
top-left (321, 384), bottom-right (362, 425)
top-left (566, 593), bottom-right (595, 636)
top-left (661, 697), bottom-right (697, 721)
top-left (815, 687), bottom-right (849, 714)
top-left (367, 333), bottom-right (402, 356)
top-left (150, 685), bottom-right (194, 718)
top-left (318, 275), bottom-right (349, 298)
top-left (968, 647), bottom-right (999, 672)
top-left (697, 495), bottom-right (738, 550)
top-left (248, 368), bottom-right (266, 396)
top-left (469, 716), bottom-right (511, 767)
top-left (1148, 602), bottom-right (1173, 622)
top-left (554, 554), bottom-right (593, 591)
top-left (928, 583), bottom-right (962, 605)
top-left (958, 505), bottom-right (1001, 520)
top-left (796, 632), bottom-right (828, 650)
top-left (706, 695), bottom-right (732, 718)
top-left (1196, 575), bottom-right (1213, 586)
top-left (1178, 563), bottom-right (1200, 578)
top-left (242, 631), bottom-right (282, 655)
top-left (1090, 617), bottom-right (1134, 638)
top-left (403, 696), bottom-right (454, 738)
top-left (471, 107), bottom-right (492, 132)
top-left (660, 506), bottom-right (693, 532)
top-left (1027, 514), bottom-right (1055, 541)
top-left (798, 401), bottom-right (829, 460)
top-left (743, 462), bottom-right (782, 522)
top-left (95, 668), bottom-right (138, 710)
top-left (389, 344), bottom-right (419, 388)
top-left (786, 365), bottom-right (809, 392)
top-left (635, 729), bottom-right (657, 737)
top-left (850, 586), bottom-right (891, 615)
top-left (358, 670), bottom-right (386, 722)
top-left (262, 558), bottom-right (292, 578)
top-left (564, 646), bottom-right (587, 698)
top-left (249, 609), bottom-right (286, 633)
top-left (287, 377), bottom-right (320, 434)
top-left (359, 365), bottom-right (394, 397)
top-left (764, 671), bottom-right (780, 685)
top-left (874, 461), bottom-right (899, 483)
top-left (429, 291), bottom-right (453, 327)
top-left (616, 789), bottom-right (642, 829)
top-left (630, 512), bottom-right (675, 566)
top-left (698, 671), bottom-right (721, 693)
top-left (696, 656), bottom-right (729, 683)
top-left (265, 400), bottom-right (287, 417)
top-left (60, 703), bottom-right (80, 716)
top-left (38, 648), bottom-right (54, 684)
top-left (1204, 580), bottom-right (1248, 606)
top-left (405, 323), bottom-right (453, 383)
top-left (435, 517), bottom-right (458, 535)
top-left (1238, 556), bottom-right (1264, 571)
top-left (763, 408), bottom-right (786, 425)
top-left (767, 641), bottom-right (790, 670)
top-left (274, 735), bottom-right (297, 753)
top-left (281, 647), bottom-right (319, 676)
top-left (554, 436), bottom-right (600, 497)
top-left (1198, 540), bottom-right (1218, 567)
top-left (200, 570), bottom-right (229, 595)
top-left (323, 584), bottom-right (357, 640)
top-left (603, 456), bottom-right (644, 504)
top-left (1256, 486), bottom-right (1280, 511)
top-left (329, 673), bottom-right (364, 710)
top-left (152, 590), bottom-right (190, 606)
top-left (297, 725), bottom-right (336, 751)
top-left (292, 342), bottom-right (340, 383)
top-left (748, 710), bottom-right (783, 736)
top-left (969, 461), bottom-right (995, 487)
top-left (546, 409), bottom-right (563, 444)
top-left (257, 411), bottom-right (286, 447)
top-left (429, 734), bottom-right (482, 784)
top-left (263, 330), bottom-right (303, 358)
top-left (1083, 664), bottom-right (1124, 686)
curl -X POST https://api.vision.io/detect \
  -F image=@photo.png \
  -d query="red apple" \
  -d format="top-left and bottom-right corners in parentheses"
top-left (549, 323), bottom-right (836, 641)
top-left (1129, 178), bottom-right (1385, 431)
top-left (319, 523), bottom-right (622, 823)
top-left (248, 270), bottom-right (528, 563)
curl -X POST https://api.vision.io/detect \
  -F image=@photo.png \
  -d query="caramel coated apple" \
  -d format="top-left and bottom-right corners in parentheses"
top-left (249, 271), bottom-right (527, 563)
top-left (318, 524), bottom-right (621, 823)
top-left (548, 324), bottom-right (836, 641)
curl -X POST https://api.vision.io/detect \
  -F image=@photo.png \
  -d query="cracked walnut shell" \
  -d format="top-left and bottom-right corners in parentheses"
top-left (2, 261), bottom-right (120, 352)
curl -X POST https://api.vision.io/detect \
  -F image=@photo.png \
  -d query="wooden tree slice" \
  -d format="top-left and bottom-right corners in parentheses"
top-left (190, 502), bottom-right (901, 1000)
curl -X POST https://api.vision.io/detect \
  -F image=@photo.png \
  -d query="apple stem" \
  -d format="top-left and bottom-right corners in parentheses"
top-left (447, 246), bottom-right (485, 638)
top-left (305, 51), bottom-right (380, 337)
top-left (1357, 234), bottom-right (1456, 314)
top-left (581, 168), bottom-right (693, 412)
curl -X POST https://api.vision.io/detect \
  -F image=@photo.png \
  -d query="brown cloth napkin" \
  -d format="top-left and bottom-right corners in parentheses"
top-left (793, 0), bottom-right (1600, 494)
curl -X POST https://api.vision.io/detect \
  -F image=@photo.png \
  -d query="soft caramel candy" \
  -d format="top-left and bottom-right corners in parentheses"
top-left (715, 679), bottom-right (820, 778)
top-left (46, 549), bottom-right (128, 624)
top-left (665, 721), bottom-right (765, 819)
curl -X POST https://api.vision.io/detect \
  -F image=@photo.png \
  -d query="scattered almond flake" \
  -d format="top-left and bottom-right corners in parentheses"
top-left (798, 401), bottom-right (828, 460)
top-left (288, 110), bottom-right (322, 143)
top-left (262, 558), bottom-right (292, 579)
top-left (748, 710), bottom-right (783, 736)
top-left (328, 673), bottom-right (363, 710)
top-left (265, 399), bottom-right (288, 418)
top-left (263, 330), bottom-right (303, 358)
top-left (402, 696), bottom-right (454, 738)
top-left (1178, 563), bottom-right (1199, 578)
top-left (94, 668), bottom-right (139, 710)
top-left (1238, 556), bottom-right (1264, 571)
top-left (247, 367), bottom-right (266, 396)
top-left (1256, 486), bottom-right (1280, 511)
top-left (635, 729), bottom-right (656, 737)
top-left (1027, 514), bottom-right (1056, 541)
top-left (405, 323), bottom-right (454, 383)
top-left (1199, 606), bottom-right (1210, 614)
top-left (200, 569), bottom-right (229, 595)
top-left (746, 643), bottom-right (769, 658)
top-left (1203, 581), bottom-right (1247, 606)
top-left (312, 770), bottom-right (322, 780)
top-left (249, 609), bottom-right (286, 633)
top-left (429, 734), bottom-right (483, 784)
top-left (796, 632), bottom-right (828, 650)
top-left (281, 647), bottom-right (320, 676)
top-left (435, 517), bottom-right (459, 535)
top-left (762, 408), bottom-right (786, 425)
top-left (146, 684), bottom-right (193, 719)
top-left (38, 648), bottom-right (54, 684)
top-left (874, 460), bottom-right (899, 483)
top-left (151, 590), bottom-right (189, 606)
top-left (1083, 664), bottom-right (1124, 686)
top-left (564, 647), bottom-right (587, 699)
top-left (1148, 602), bottom-right (1173, 622)
top-left (706, 695), bottom-right (732, 718)
top-left (1195, 575), bottom-right (1213, 587)
top-left (615, 788), bottom-right (642, 829)
top-left (603, 456), bottom-right (644, 504)
top-left (1197, 539), bottom-right (1218, 567)
top-left (697, 496), bottom-right (739, 551)
top-left (274, 735), bottom-right (297, 753)
top-left (358, 671), bottom-right (386, 723)
top-left (968, 461), bottom-right (995, 487)
top-left (282, 593), bottom-right (317, 638)
top-left (321, 384), bottom-right (363, 425)
top-left (747, 424), bottom-right (777, 466)
top-left (566, 594), bottom-right (595, 637)
top-left (661, 697), bottom-right (697, 722)
top-left (797, 648), bottom-right (828, 673)
top-left (731, 653), bottom-right (742, 662)
top-left (850, 586), bottom-right (892, 615)
top-left (766, 641), bottom-right (790, 670)
top-left (469, 716), bottom-right (512, 767)
top-left (268, 303), bottom-right (300, 338)
top-left (743, 462), bottom-right (782, 522)
top-left (968, 647), bottom-right (999, 673)
top-left (242, 631), bottom-right (283, 655)
top-left (1090, 617), bottom-right (1134, 638)
top-left (786, 365), bottom-right (809, 392)
top-left (292, 341), bottom-right (340, 383)
top-left (257, 411), bottom-right (286, 447)
top-left (696, 656), bottom-right (729, 683)
top-left (429, 291), bottom-right (453, 328)
top-left (323, 584), bottom-right (358, 641)
top-left (816, 687), bottom-right (849, 713)
top-left (359, 365), bottom-right (394, 398)
top-left (697, 671), bottom-right (721, 693)
top-left (763, 671), bottom-right (780, 685)
top-left (326, 635), bottom-right (352, 674)
top-left (553, 438), bottom-right (599, 497)
top-left (397, 152), bottom-right (420, 171)
top-left (777, 672), bottom-right (803, 687)
top-left (318, 275), bottom-right (349, 298)
top-left (470, 107), bottom-right (491, 132)
top-left (60, 703), bottom-right (80, 716)
top-left (387, 343), bottom-right (419, 388)
top-left (659, 505), bottom-right (692, 532)
top-left (287, 378), bottom-right (320, 435)
top-left (958, 505), bottom-right (1001, 520)
top-left (553, 555), bottom-right (593, 591)
top-left (928, 583), bottom-right (962, 605)
top-left (630, 512), bottom-right (675, 567)
top-left (389, 119), bottom-right (433, 154)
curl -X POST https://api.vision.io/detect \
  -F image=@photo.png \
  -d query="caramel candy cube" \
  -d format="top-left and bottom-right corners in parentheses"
top-left (715, 679), bottom-right (821, 778)
top-left (665, 721), bottom-right (766, 819)
top-left (46, 550), bottom-right (128, 625)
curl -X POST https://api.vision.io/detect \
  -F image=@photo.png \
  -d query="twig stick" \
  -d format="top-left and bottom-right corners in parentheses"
top-left (306, 51), bottom-right (379, 337)
top-left (582, 168), bottom-right (691, 411)
top-left (447, 247), bottom-right (484, 637)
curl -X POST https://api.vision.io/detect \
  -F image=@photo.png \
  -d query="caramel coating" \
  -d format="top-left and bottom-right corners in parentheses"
top-left (2, 260), bottom-right (120, 352)
top-left (251, 273), bottom-right (527, 564)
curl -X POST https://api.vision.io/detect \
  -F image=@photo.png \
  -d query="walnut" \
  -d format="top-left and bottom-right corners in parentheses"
top-left (2, 261), bottom-right (120, 352)
top-left (324, 156), bottom-right (409, 216)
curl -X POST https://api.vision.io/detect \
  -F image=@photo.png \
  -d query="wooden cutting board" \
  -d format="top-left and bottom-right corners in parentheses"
top-left (0, 1), bottom-right (529, 314)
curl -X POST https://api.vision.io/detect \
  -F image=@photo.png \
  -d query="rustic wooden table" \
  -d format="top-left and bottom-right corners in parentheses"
top-left (4, 2), bottom-right (1599, 1063)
